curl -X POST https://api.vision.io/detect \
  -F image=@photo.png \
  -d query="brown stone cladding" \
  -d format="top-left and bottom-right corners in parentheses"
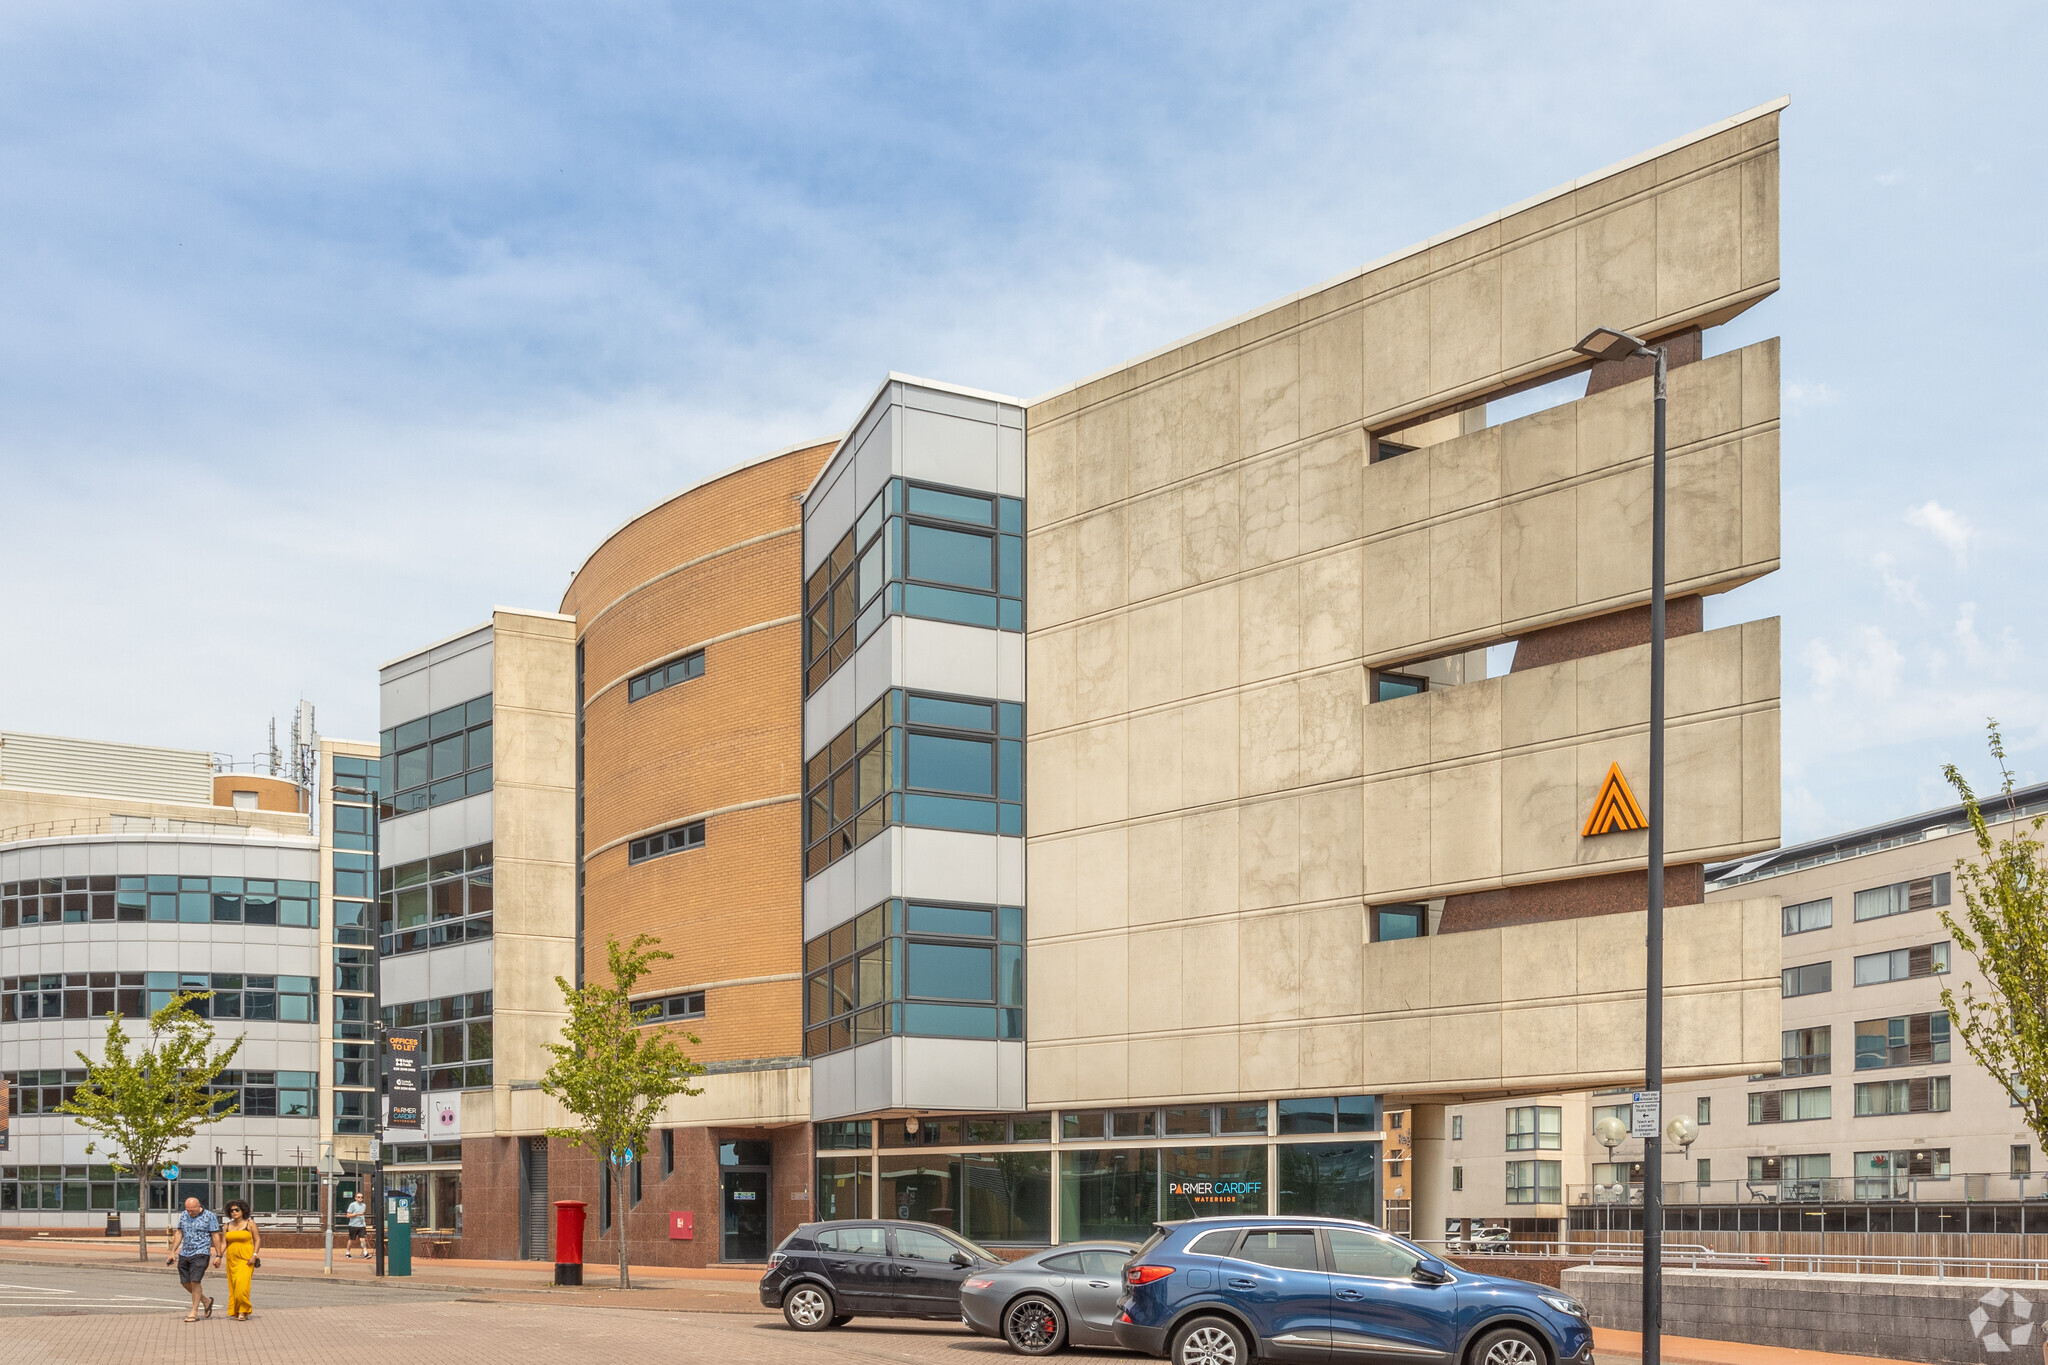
top-left (1510, 594), bottom-right (1704, 673)
top-left (1434, 863), bottom-right (1706, 934)
top-left (560, 443), bottom-right (830, 1068)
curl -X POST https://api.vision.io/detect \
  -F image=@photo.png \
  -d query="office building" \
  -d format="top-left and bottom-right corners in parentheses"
top-left (0, 728), bottom-right (341, 1225)
top-left (388, 99), bottom-right (1791, 1263)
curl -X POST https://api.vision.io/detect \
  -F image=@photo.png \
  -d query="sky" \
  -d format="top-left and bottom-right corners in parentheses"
top-left (0, 3), bottom-right (2043, 842)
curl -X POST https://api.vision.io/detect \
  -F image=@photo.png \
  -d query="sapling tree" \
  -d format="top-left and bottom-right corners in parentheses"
top-left (1939, 722), bottom-right (2048, 1156)
top-left (56, 991), bottom-right (243, 1261)
top-left (540, 934), bottom-right (706, 1289)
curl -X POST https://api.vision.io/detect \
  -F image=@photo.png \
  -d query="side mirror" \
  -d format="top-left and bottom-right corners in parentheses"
top-left (1412, 1257), bottom-right (1451, 1284)
top-left (951, 1251), bottom-right (973, 1267)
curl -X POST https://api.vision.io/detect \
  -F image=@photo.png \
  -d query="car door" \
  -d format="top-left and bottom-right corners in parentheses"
top-left (1070, 1247), bottom-right (1135, 1342)
top-left (1221, 1227), bottom-right (1331, 1364)
top-left (1323, 1227), bottom-right (1459, 1364)
top-left (817, 1225), bottom-right (896, 1311)
top-left (889, 1225), bottom-right (975, 1317)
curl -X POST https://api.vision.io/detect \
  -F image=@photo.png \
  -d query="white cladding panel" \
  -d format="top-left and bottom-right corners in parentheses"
top-left (0, 731), bottom-right (214, 806)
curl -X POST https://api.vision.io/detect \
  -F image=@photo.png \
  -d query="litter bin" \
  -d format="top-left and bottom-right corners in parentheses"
top-left (385, 1192), bottom-right (413, 1277)
top-left (553, 1200), bottom-right (587, 1286)
top-left (104, 1213), bottom-right (121, 1238)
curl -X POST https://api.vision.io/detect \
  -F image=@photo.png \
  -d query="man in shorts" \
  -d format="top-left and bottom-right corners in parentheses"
top-left (345, 1192), bottom-right (368, 1257)
top-left (164, 1195), bottom-right (221, 1321)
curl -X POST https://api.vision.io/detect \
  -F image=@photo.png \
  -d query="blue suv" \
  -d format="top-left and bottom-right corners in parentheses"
top-left (1112, 1217), bottom-right (1593, 1365)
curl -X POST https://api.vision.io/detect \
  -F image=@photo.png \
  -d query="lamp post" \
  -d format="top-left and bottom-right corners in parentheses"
top-left (1666, 1116), bottom-right (1699, 1207)
top-left (1574, 325), bottom-right (1668, 1365)
top-left (1593, 1116), bottom-right (1627, 1247)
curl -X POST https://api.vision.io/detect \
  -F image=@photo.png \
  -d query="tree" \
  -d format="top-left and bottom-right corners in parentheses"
top-left (1940, 721), bottom-right (2048, 1155)
top-left (56, 991), bottom-right (244, 1261)
top-left (540, 934), bottom-right (706, 1289)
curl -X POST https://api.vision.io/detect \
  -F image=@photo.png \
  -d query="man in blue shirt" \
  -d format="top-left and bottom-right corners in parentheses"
top-left (163, 1195), bottom-right (221, 1321)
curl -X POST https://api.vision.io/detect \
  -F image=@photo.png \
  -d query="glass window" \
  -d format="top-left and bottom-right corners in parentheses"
top-left (1161, 1146), bottom-right (1266, 1219)
top-left (1235, 1229), bottom-right (1320, 1270)
top-left (1504, 1160), bottom-right (1562, 1205)
top-left (1373, 905), bottom-right (1425, 941)
top-left (1854, 882), bottom-right (1911, 921)
top-left (1372, 672), bottom-right (1426, 702)
top-left (1059, 1148), bottom-right (1158, 1243)
top-left (1506, 1106), bottom-right (1562, 1150)
top-left (814, 1161), bottom-right (872, 1224)
top-left (907, 733), bottom-right (993, 795)
top-left (906, 942), bottom-right (992, 1001)
top-left (1782, 962), bottom-right (1832, 997)
top-left (1327, 1227), bottom-right (1421, 1280)
top-left (892, 1226), bottom-right (960, 1262)
top-left (907, 524), bottom-right (994, 589)
top-left (1277, 1099), bottom-right (1335, 1135)
top-left (1782, 898), bottom-right (1833, 934)
top-left (1276, 1142), bottom-right (1378, 1222)
top-left (908, 486), bottom-right (994, 524)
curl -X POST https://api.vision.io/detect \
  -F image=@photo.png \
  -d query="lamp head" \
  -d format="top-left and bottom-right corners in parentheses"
top-left (1666, 1115), bottom-right (1699, 1149)
top-left (1573, 326), bottom-right (1648, 363)
top-left (1593, 1115), bottom-right (1628, 1149)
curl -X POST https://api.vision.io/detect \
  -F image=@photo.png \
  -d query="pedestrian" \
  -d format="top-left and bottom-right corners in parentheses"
top-left (345, 1191), bottom-right (368, 1257)
top-left (221, 1198), bottom-right (262, 1321)
top-left (163, 1194), bottom-right (220, 1322)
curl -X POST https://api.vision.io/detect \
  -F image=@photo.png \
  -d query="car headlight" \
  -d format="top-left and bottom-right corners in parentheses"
top-left (1539, 1292), bottom-right (1586, 1318)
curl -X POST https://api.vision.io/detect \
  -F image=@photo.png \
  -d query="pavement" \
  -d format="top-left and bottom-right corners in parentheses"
top-left (0, 1239), bottom-right (1933, 1365)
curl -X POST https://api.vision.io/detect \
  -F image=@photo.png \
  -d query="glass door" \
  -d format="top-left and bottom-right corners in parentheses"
top-left (721, 1170), bottom-right (771, 1262)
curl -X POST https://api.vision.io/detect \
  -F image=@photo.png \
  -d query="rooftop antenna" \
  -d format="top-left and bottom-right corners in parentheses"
top-left (267, 718), bottom-right (280, 777)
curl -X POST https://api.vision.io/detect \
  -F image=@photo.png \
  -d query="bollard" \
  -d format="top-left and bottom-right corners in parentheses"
top-left (553, 1201), bottom-right (588, 1286)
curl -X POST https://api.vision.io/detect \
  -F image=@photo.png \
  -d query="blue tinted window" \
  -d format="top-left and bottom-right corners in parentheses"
top-left (903, 1002), bottom-right (998, 1038)
top-left (907, 486), bottom-right (993, 524)
top-left (907, 524), bottom-right (993, 589)
top-left (907, 696), bottom-right (992, 730)
top-left (904, 584), bottom-right (998, 627)
top-left (907, 734), bottom-right (992, 794)
top-left (907, 943), bottom-right (993, 1001)
top-left (906, 904), bottom-right (993, 937)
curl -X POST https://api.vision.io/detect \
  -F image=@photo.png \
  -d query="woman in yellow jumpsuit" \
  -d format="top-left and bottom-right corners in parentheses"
top-left (221, 1199), bottom-right (262, 1320)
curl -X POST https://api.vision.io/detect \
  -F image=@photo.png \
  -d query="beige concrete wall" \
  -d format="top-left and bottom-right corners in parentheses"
top-left (1024, 106), bottom-right (1786, 1114)
top-left (1361, 619), bottom-right (1780, 900)
top-left (0, 786), bottom-right (307, 840)
top-left (501, 1063), bottom-right (810, 1135)
top-left (487, 608), bottom-right (579, 1099)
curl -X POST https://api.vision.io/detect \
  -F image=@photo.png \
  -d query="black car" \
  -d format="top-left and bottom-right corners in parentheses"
top-left (760, 1219), bottom-right (1005, 1331)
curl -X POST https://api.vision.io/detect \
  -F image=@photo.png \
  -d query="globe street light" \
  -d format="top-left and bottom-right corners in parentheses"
top-left (1574, 325), bottom-right (1669, 1365)
top-left (1593, 1116), bottom-right (1629, 1245)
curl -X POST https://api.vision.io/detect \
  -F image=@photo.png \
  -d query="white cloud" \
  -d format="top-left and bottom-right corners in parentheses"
top-left (1784, 379), bottom-right (1838, 411)
top-left (1874, 552), bottom-right (1923, 611)
top-left (1906, 501), bottom-right (1974, 570)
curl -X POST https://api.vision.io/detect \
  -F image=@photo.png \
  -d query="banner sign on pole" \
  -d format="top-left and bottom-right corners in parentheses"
top-left (387, 1028), bottom-right (426, 1131)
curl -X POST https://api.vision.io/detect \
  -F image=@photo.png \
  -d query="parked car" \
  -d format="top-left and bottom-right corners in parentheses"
top-left (760, 1219), bottom-right (1005, 1331)
top-left (960, 1240), bottom-right (1138, 1354)
top-left (1113, 1216), bottom-right (1594, 1365)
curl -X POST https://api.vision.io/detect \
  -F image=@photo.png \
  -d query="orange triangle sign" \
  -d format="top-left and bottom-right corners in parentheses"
top-left (1581, 762), bottom-right (1648, 837)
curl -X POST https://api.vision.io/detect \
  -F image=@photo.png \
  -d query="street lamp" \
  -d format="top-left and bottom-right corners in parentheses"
top-left (1593, 1116), bottom-right (1628, 1245)
top-left (1574, 325), bottom-right (1669, 1365)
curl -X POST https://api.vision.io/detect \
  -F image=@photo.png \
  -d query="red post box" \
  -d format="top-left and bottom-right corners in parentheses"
top-left (553, 1200), bottom-right (588, 1286)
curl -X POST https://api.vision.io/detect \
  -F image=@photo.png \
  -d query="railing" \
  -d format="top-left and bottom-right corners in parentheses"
top-left (1426, 1238), bottom-right (2048, 1281)
top-left (0, 814), bottom-right (304, 845)
top-left (1570, 1173), bottom-right (2047, 1207)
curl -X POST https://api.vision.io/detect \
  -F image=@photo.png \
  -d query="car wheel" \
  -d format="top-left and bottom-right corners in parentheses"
top-left (1172, 1315), bottom-right (1249, 1365)
top-left (1003, 1294), bottom-right (1068, 1355)
top-left (1473, 1325), bottom-right (1546, 1365)
top-left (782, 1283), bottom-right (836, 1331)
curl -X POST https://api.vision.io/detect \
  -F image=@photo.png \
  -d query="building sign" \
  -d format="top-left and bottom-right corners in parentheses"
top-left (1582, 763), bottom-right (1648, 837)
top-left (429, 1095), bottom-right (460, 1140)
top-left (386, 1028), bottom-right (426, 1131)
top-left (1164, 1179), bottom-right (1264, 1217)
top-left (1631, 1090), bottom-right (1662, 1139)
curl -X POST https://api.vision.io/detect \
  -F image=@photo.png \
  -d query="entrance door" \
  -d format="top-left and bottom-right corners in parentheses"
top-left (519, 1137), bottom-right (549, 1260)
top-left (721, 1170), bottom-right (770, 1262)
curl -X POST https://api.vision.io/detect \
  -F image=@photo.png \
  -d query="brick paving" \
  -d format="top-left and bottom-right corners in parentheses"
top-left (10, 1299), bottom-right (1009, 1365)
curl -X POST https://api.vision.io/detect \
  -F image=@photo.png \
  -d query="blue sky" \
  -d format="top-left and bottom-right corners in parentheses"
top-left (1, 3), bottom-right (2042, 841)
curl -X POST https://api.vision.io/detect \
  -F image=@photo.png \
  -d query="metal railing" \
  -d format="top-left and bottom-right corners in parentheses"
top-left (1570, 1173), bottom-right (2047, 1207)
top-left (1429, 1237), bottom-right (2048, 1281)
top-left (0, 814), bottom-right (304, 845)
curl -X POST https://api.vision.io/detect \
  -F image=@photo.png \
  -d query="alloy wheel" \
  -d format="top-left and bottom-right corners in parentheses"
top-left (786, 1287), bottom-right (829, 1328)
top-left (1483, 1335), bottom-right (1542, 1365)
top-left (1005, 1298), bottom-right (1062, 1353)
top-left (1179, 1323), bottom-right (1240, 1365)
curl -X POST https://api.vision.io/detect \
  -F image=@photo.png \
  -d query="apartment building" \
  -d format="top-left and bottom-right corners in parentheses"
top-left (1443, 781), bottom-right (2048, 1244)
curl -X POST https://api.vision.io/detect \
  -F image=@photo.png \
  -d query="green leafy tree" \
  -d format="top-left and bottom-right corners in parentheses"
top-left (540, 934), bottom-right (706, 1289)
top-left (1940, 721), bottom-right (2048, 1154)
top-left (56, 991), bottom-right (243, 1261)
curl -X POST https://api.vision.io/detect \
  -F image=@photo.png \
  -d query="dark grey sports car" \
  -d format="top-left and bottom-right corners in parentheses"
top-left (960, 1241), bottom-right (1138, 1355)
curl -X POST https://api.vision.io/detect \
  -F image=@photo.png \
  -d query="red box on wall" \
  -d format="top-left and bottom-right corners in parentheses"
top-left (669, 1211), bottom-right (693, 1240)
